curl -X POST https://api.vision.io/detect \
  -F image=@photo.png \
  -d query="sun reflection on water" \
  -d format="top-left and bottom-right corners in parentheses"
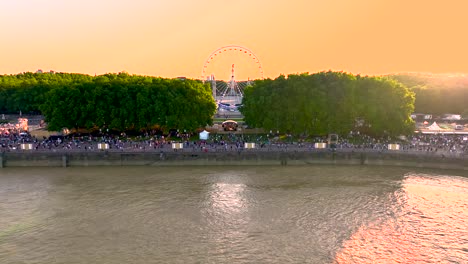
top-left (335, 174), bottom-right (468, 263)
top-left (209, 182), bottom-right (247, 214)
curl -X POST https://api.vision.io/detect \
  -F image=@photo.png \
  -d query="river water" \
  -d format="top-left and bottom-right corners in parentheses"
top-left (0, 166), bottom-right (467, 264)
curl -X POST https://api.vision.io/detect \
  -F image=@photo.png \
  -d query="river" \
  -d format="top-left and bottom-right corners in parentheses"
top-left (0, 166), bottom-right (467, 263)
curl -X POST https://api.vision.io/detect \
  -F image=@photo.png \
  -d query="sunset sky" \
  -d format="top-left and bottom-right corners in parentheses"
top-left (1, 0), bottom-right (468, 80)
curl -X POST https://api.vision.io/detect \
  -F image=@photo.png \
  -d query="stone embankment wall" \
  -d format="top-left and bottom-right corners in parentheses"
top-left (1, 151), bottom-right (467, 170)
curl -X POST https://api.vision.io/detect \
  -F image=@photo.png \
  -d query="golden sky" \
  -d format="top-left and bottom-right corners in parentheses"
top-left (1, 0), bottom-right (467, 79)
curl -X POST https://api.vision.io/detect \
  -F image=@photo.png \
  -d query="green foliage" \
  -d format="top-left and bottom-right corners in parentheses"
top-left (241, 71), bottom-right (415, 137)
top-left (0, 72), bottom-right (93, 114)
top-left (0, 72), bottom-right (216, 132)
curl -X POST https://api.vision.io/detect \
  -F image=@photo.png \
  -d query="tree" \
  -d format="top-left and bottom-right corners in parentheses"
top-left (39, 74), bottom-right (216, 132)
top-left (241, 71), bottom-right (415, 137)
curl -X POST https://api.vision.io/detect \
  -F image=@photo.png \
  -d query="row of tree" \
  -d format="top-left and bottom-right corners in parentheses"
top-left (0, 72), bottom-right (216, 132)
top-left (2, 71), bottom-right (465, 117)
top-left (2, 71), bottom-right (465, 136)
top-left (240, 72), bottom-right (416, 136)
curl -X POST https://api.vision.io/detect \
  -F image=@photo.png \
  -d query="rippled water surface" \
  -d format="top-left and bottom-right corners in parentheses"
top-left (0, 166), bottom-right (467, 264)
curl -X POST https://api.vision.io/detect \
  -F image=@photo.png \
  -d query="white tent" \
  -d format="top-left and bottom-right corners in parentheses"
top-left (427, 122), bottom-right (441, 130)
top-left (199, 130), bottom-right (210, 140)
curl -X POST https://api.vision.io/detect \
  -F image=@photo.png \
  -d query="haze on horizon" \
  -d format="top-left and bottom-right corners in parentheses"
top-left (1, 0), bottom-right (468, 79)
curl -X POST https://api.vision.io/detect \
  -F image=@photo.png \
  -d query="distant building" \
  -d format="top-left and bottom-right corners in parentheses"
top-left (36, 69), bottom-right (43, 73)
top-left (411, 113), bottom-right (432, 122)
top-left (442, 114), bottom-right (461, 121)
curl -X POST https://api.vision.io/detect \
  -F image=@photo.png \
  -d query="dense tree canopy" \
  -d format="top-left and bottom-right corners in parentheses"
top-left (241, 71), bottom-right (415, 136)
top-left (4, 71), bottom-right (465, 136)
top-left (0, 72), bottom-right (216, 132)
top-left (0, 72), bottom-right (92, 114)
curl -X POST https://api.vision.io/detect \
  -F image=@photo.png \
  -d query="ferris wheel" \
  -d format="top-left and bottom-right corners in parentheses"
top-left (202, 45), bottom-right (264, 112)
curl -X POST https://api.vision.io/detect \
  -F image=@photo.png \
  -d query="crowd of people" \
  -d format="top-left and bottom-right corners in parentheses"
top-left (1, 128), bottom-right (467, 157)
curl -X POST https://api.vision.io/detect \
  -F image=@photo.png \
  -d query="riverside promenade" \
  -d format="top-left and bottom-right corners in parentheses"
top-left (1, 149), bottom-right (467, 171)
